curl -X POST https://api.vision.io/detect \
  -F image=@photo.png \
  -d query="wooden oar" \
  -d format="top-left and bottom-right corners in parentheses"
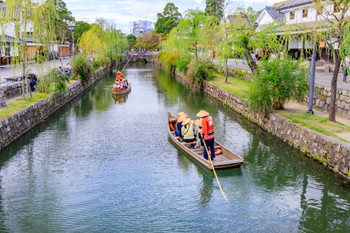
top-left (203, 138), bottom-right (229, 203)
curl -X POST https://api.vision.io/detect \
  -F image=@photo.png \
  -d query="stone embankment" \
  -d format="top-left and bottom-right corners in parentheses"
top-left (0, 67), bottom-right (110, 151)
top-left (155, 59), bottom-right (350, 180)
top-left (308, 86), bottom-right (350, 119)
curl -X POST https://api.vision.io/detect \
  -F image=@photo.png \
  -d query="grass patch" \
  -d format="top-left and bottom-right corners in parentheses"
top-left (280, 112), bottom-right (350, 143)
top-left (0, 93), bottom-right (50, 121)
top-left (210, 74), bottom-right (250, 99)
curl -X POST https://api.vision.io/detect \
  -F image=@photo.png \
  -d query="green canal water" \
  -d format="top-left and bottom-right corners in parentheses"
top-left (0, 63), bottom-right (349, 232)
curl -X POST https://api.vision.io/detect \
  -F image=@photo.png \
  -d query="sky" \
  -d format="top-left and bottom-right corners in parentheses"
top-left (64, 0), bottom-right (283, 34)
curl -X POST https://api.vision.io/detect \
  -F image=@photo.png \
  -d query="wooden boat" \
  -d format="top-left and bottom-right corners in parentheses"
top-left (111, 83), bottom-right (131, 95)
top-left (168, 113), bottom-right (244, 170)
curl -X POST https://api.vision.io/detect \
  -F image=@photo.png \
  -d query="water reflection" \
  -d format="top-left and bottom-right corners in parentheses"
top-left (0, 64), bottom-right (350, 232)
top-left (112, 93), bottom-right (129, 105)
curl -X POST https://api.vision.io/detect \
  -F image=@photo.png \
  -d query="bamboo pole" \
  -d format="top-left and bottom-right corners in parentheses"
top-left (121, 55), bottom-right (133, 73)
top-left (203, 139), bottom-right (229, 203)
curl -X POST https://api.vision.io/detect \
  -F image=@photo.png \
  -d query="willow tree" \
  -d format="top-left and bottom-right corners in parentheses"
top-left (78, 24), bottom-right (103, 61)
top-left (173, 9), bottom-right (207, 60)
top-left (0, 0), bottom-right (57, 100)
top-left (78, 18), bottom-right (128, 64)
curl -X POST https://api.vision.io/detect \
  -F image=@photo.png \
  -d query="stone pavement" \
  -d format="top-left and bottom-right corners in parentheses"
top-left (0, 57), bottom-right (71, 83)
top-left (226, 59), bottom-right (350, 91)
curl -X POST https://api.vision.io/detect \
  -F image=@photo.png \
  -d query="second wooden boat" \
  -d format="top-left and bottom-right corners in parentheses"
top-left (168, 113), bottom-right (244, 170)
top-left (112, 83), bottom-right (131, 95)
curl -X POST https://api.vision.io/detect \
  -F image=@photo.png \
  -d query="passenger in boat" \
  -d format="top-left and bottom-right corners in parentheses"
top-left (196, 110), bottom-right (215, 161)
top-left (176, 114), bottom-right (186, 138)
top-left (181, 118), bottom-right (195, 143)
top-left (112, 82), bottom-right (119, 90)
top-left (121, 80), bottom-right (126, 90)
top-left (124, 79), bottom-right (129, 89)
top-left (116, 71), bottom-right (123, 81)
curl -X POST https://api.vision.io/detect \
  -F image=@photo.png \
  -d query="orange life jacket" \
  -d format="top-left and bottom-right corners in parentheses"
top-left (201, 116), bottom-right (214, 140)
top-left (116, 73), bottom-right (123, 80)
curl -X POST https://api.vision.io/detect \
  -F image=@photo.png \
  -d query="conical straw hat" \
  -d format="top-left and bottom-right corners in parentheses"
top-left (195, 119), bottom-right (203, 127)
top-left (182, 118), bottom-right (191, 126)
top-left (177, 115), bottom-right (186, 123)
top-left (196, 110), bottom-right (209, 118)
top-left (178, 112), bottom-right (188, 118)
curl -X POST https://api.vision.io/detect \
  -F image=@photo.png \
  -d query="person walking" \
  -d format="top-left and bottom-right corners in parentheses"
top-left (196, 110), bottom-right (215, 161)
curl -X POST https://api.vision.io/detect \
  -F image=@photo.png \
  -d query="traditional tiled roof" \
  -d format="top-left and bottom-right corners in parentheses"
top-left (265, 6), bottom-right (285, 21)
top-left (278, 0), bottom-right (313, 10)
top-left (273, 0), bottom-right (292, 7)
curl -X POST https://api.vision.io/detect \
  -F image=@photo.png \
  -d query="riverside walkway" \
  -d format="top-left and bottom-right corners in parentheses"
top-left (226, 59), bottom-right (350, 90)
top-left (0, 57), bottom-right (71, 83)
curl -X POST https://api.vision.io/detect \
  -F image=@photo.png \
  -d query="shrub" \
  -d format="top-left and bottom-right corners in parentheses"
top-left (92, 59), bottom-right (101, 72)
top-left (48, 68), bottom-right (70, 92)
top-left (37, 77), bottom-right (51, 93)
top-left (99, 56), bottom-right (111, 68)
top-left (248, 55), bottom-right (309, 115)
top-left (176, 54), bottom-right (192, 73)
top-left (233, 69), bottom-right (248, 80)
top-left (157, 51), bottom-right (178, 73)
top-left (186, 59), bottom-right (214, 90)
top-left (72, 54), bottom-right (92, 83)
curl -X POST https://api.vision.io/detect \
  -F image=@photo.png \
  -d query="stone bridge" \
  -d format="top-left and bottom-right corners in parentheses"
top-left (124, 51), bottom-right (157, 63)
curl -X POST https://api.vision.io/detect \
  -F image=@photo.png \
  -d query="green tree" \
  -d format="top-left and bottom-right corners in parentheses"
top-left (75, 21), bottom-right (90, 44)
top-left (155, 3), bottom-right (182, 35)
top-left (53, 0), bottom-right (74, 62)
top-left (0, 0), bottom-right (57, 100)
top-left (126, 34), bottom-right (137, 48)
top-left (230, 7), bottom-right (281, 77)
top-left (134, 31), bottom-right (162, 51)
top-left (126, 34), bottom-right (136, 43)
top-left (248, 56), bottom-right (309, 114)
top-left (78, 18), bottom-right (128, 64)
top-left (205, 0), bottom-right (224, 19)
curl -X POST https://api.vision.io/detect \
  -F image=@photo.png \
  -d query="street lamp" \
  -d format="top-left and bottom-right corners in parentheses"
top-left (307, 10), bottom-right (318, 114)
top-left (199, 23), bottom-right (204, 58)
top-left (69, 22), bottom-right (76, 57)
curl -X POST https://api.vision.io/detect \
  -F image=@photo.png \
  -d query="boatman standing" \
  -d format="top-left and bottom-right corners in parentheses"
top-left (116, 71), bottom-right (123, 82)
top-left (196, 110), bottom-right (215, 161)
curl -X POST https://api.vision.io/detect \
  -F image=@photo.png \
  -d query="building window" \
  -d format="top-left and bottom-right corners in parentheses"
top-left (302, 9), bottom-right (308, 18)
top-left (290, 11), bottom-right (295, 20)
top-left (334, 3), bottom-right (340, 13)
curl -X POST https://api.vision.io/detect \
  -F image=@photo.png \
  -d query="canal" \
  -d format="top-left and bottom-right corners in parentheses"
top-left (0, 63), bottom-right (349, 232)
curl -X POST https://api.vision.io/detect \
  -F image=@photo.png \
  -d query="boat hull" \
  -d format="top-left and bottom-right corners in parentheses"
top-left (112, 84), bottom-right (131, 95)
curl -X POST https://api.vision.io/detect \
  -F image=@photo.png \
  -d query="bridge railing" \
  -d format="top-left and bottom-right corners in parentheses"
top-left (124, 51), bottom-right (158, 56)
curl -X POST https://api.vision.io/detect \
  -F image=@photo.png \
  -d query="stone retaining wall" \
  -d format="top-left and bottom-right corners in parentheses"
top-left (1, 81), bottom-right (23, 99)
top-left (0, 67), bottom-right (109, 151)
top-left (308, 85), bottom-right (350, 119)
top-left (155, 58), bottom-right (350, 180)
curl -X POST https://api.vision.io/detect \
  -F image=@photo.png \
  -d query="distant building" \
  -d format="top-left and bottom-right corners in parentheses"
top-left (130, 20), bottom-right (155, 37)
